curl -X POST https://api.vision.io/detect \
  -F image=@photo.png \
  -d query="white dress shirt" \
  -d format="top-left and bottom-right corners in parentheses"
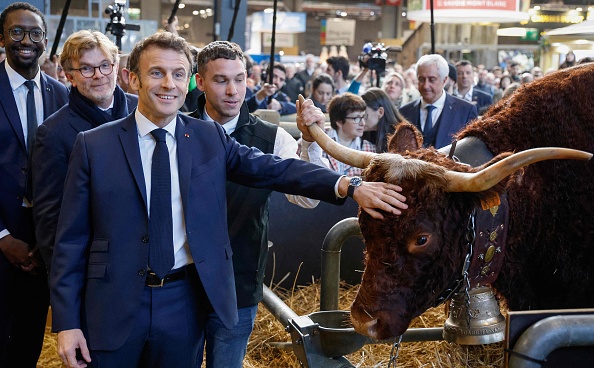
top-left (0, 63), bottom-right (44, 239)
top-left (136, 110), bottom-right (193, 270)
top-left (5, 61), bottom-right (44, 150)
top-left (420, 91), bottom-right (447, 131)
top-left (453, 86), bottom-right (474, 103)
top-left (203, 110), bottom-right (330, 208)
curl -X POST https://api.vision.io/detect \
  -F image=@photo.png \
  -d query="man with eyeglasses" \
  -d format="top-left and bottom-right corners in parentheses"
top-left (0, 3), bottom-right (68, 367)
top-left (32, 30), bottom-right (138, 278)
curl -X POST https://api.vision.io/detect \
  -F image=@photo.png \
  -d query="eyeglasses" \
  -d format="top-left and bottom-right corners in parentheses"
top-left (71, 62), bottom-right (115, 78)
top-left (8, 28), bottom-right (45, 43)
top-left (345, 114), bottom-right (367, 125)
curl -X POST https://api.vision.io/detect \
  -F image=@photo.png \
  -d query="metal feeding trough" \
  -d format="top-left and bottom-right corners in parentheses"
top-left (276, 294), bottom-right (443, 368)
top-left (307, 310), bottom-right (367, 357)
top-left (262, 218), bottom-right (443, 367)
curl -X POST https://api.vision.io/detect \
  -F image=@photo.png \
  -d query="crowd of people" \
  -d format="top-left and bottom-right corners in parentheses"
top-left (0, 3), bottom-right (409, 368)
top-left (0, 2), bottom-right (590, 368)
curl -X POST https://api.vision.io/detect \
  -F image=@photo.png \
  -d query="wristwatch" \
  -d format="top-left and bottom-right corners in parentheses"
top-left (347, 176), bottom-right (363, 197)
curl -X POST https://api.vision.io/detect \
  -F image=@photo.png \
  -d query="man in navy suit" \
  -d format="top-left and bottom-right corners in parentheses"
top-left (33, 30), bottom-right (138, 274)
top-left (399, 54), bottom-right (478, 149)
top-left (0, 3), bottom-right (68, 367)
top-left (51, 31), bottom-right (407, 368)
top-left (454, 60), bottom-right (493, 115)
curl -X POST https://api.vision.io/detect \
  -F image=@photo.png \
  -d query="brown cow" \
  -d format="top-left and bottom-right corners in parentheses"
top-left (304, 63), bottom-right (594, 340)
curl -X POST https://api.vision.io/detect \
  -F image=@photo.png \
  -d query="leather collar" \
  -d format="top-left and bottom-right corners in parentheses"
top-left (468, 195), bottom-right (509, 289)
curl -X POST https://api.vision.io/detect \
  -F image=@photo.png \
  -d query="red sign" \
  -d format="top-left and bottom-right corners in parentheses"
top-left (386, 0), bottom-right (402, 5)
top-left (426, 0), bottom-right (516, 11)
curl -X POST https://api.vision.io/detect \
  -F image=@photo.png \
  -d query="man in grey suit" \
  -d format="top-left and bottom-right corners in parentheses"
top-left (399, 54), bottom-right (478, 149)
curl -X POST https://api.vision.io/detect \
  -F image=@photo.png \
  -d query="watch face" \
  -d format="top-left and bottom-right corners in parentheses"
top-left (350, 176), bottom-right (363, 187)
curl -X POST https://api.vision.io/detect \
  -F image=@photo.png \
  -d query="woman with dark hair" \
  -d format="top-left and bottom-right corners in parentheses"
top-left (361, 87), bottom-right (405, 152)
top-left (499, 74), bottom-right (513, 90)
top-left (494, 74), bottom-right (513, 103)
top-left (559, 51), bottom-right (576, 69)
top-left (308, 73), bottom-right (334, 112)
top-left (324, 93), bottom-right (376, 176)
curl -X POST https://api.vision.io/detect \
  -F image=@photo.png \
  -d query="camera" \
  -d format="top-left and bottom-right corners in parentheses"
top-left (358, 42), bottom-right (387, 72)
top-left (105, 2), bottom-right (125, 22)
top-left (104, 1), bottom-right (140, 49)
top-left (358, 42), bottom-right (401, 73)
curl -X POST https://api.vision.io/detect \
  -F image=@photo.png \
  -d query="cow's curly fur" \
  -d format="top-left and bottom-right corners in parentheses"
top-left (351, 64), bottom-right (594, 339)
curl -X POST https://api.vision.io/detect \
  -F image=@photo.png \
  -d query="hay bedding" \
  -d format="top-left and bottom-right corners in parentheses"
top-left (38, 281), bottom-right (504, 367)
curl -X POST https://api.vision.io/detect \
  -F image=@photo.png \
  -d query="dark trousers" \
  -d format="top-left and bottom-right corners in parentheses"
top-left (89, 266), bottom-right (209, 368)
top-left (0, 207), bottom-right (50, 368)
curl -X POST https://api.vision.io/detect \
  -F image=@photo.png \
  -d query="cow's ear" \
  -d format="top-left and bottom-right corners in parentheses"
top-left (388, 122), bottom-right (423, 153)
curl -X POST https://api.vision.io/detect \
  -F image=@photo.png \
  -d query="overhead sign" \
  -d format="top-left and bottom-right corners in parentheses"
top-left (519, 9), bottom-right (588, 29)
top-left (407, 0), bottom-right (530, 23)
top-left (251, 12), bottom-right (306, 33)
top-left (263, 32), bottom-right (295, 47)
top-left (321, 18), bottom-right (356, 46)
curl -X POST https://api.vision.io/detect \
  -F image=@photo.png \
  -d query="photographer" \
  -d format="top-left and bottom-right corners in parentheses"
top-left (347, 66), bottom-right (370, 95)
top-left (246, 62), bottom-right (296, 116)
top-left (348, 43), bottom-right (393, 95)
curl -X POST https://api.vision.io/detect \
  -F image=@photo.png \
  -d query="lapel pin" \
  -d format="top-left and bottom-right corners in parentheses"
top-left (184, 133), bottom-right (190, 138)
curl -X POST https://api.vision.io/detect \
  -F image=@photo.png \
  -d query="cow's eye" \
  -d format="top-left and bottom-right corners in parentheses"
top-left (416, 235), bottom-right (428, 246)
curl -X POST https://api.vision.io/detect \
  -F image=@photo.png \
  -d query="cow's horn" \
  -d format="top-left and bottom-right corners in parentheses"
top-left (444, 147), bottom-right (592, 192)
top-left (299, 95), bottom-right (376, 168)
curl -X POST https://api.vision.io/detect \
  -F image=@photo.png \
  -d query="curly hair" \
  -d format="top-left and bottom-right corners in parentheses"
top-left (196, 40), bottom-right (244, 77)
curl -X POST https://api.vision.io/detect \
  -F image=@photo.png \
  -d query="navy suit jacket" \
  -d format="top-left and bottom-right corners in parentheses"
top-left (32, 93), bottom-right (138, 271)
top-left (50, 113), bottom-right (344, 351)
top-left (399, 94), bottom-right (478, 149)
top-left (471, 88), bottom-right (493, 115)
top-left (0, 61), bottom-right (68, 237)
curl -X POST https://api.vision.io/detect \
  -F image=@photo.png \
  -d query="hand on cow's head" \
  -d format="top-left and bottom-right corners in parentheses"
top-left (347, 180), bottom-right (408, 219)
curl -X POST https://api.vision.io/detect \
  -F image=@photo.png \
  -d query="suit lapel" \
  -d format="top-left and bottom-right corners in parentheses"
top-left (40, 73), bottom-right (52, 119)
top-left (441, 95), bottom-right (454, 122)
top-left (413, 100), bottom-right (422, 131)
top-left (119, 115), bottom-right (148, 207)
top-left (0, 62), bottom-right (26, 152)
top-left (68, 115), bottom-right (93, 134)
top-left (175, 116), bottom-right (192, 215)
top-left (435, 94), bottom-right (455, 146)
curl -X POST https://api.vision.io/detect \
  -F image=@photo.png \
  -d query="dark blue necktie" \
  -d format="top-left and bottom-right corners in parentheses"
top-left (149, 129), bottom-right (174, 279)
top-left (24, 80), bottom-right (38, 157)
top-left (24, 81), bottom-right (38, 202)
top-left (423, 104), bottom-right (436, 137)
